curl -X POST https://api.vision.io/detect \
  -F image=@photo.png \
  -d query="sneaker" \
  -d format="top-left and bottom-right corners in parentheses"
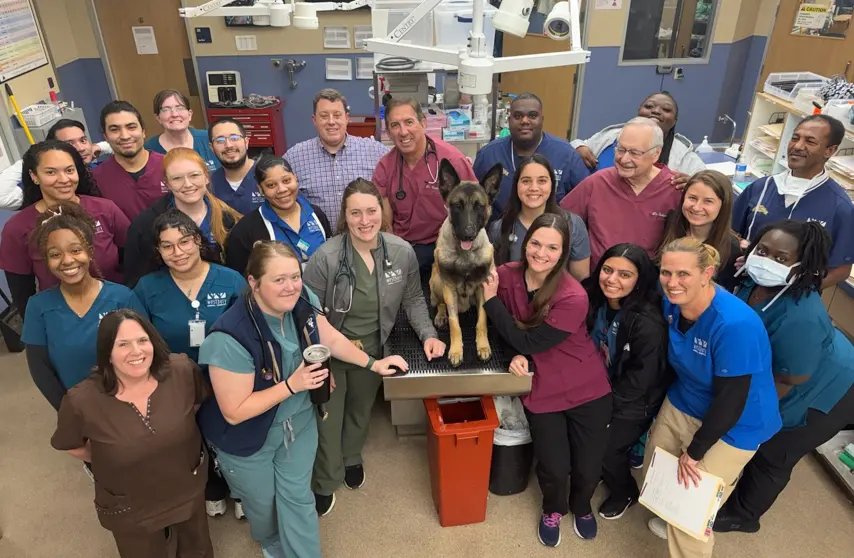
top-left (648, 517), bottom-right (668, 540)
top-left (573, 513), bottom-right (598, 540)
top-left (315, 492), bottom-right (336, 517)
top-left (629, 450), bottom-right (644, 470)
top-left (234, 499), bottom-right (246, 520)
top-left (537, 512), bottom-right (562, 547)
top-left (82, 462), bottom-right (95, 483)
top-left (712, 513), bottom-right (760, 534)
top-left (344, 464), bottom-right (365, 489)
top-left (598, 495), bottom-right (636, 520)
top-left (205, 499), bottom-right (227, 517)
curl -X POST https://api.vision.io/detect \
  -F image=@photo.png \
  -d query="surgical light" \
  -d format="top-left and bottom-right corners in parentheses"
top-left (491, 0), bottom-right (536, 38)
top-left (544, 1), bottom-right (572, 41)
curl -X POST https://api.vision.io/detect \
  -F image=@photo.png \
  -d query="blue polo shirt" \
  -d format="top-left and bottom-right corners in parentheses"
top-left (260, 198), bottom-right (327, 262)
top-left (210, 162), bottom-right (264, 216)
top-left (732, 176), bottom-right (854, 268)
top-left (21, 282), bottom-right (145, 389)
top-left (473, 132), bottom-right (590, 215)
top-left (145, 128), bottom-right (221, 172)
top-left (737, 280), bottom-right (854, 429)
top-left (664, 285), bottom-right (781, 450)
top-left (134, 264), bottom-right (247, 362)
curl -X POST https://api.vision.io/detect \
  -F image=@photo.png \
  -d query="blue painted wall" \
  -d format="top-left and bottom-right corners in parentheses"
top-left (197, 54), bottom-right (377, 149)
top-left (56, 58), bottom-right (112, 143)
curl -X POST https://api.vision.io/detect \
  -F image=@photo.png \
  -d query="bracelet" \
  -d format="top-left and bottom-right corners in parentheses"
top-left (366, 356), bottom-right (376, 372)
top-left (284, 377), bottom-right (295, 395)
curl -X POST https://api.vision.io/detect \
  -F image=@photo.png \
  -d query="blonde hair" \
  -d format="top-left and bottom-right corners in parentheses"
top-left (246, 240), bottom-right (301, 281)
top-left (660, 237), bottom-right (721, 274)
top-left (163, 147), bottom-right (242, 251)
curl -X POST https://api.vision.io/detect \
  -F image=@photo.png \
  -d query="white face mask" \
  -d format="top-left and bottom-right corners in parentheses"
top-left (744, 252), bottom-right (800, 288)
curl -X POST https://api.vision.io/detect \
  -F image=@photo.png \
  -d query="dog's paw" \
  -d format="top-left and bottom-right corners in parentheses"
top-left (448, 345), bottom-right (463, 367)
top-left (434, 312), bottom-right (448, 329)
top-left (477, 343), bottom-right (491, 361)
top-left (351, 339), bottom-right (364, 351)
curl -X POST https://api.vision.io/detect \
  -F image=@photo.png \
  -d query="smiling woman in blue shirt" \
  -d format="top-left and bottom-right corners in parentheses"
top-left (646, 237), bottom-right (781, 556)
top-left (713, 220), bottom-right (854, 535)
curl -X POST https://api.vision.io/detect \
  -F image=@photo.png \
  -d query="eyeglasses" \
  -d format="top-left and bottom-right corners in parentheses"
top-left (511, 111), bottom-right (541, 121)
top-left (159, 106), bottom-right (189, 115)
top-left (615, 145), bottom-right (658, 158)
top-left (212, 134), bottom-right (245, 145)
top-left (167, 171), bottom-right (206, 186)
top-left (158, 235), bottom-right (197, 254)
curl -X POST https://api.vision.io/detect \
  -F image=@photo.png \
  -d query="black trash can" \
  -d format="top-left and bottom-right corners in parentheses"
top-left (489, 441), bottom-right (534, 495)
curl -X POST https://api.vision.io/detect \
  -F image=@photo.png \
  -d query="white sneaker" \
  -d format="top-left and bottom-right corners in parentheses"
top-left (234, 499), bottom-right (246, 520)
top-left (205, 499), bottom-right (227, 517)
top-left (648, 517), bottom-right (668, 540)
top-left (82, 463), bottom-right (94, 483)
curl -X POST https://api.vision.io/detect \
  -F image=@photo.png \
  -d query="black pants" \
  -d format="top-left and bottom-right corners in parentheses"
top-left (601, 414), bottom-right (654, 501)
top-left (205, 447), bottom-right (229, 501)
top-left (526, 393), bottom-right (612, 516)
top-left (725, 385), bottom-right (854, 522)
top-left (412, 243), bottom-right (436, 276)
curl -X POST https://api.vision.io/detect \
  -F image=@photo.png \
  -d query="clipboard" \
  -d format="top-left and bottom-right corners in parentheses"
top-left (639, 447), bottom-right (726, 542)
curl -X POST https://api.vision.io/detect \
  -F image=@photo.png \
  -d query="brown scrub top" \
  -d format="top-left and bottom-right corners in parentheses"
top-left (51, 353), bottom-right (210, 533)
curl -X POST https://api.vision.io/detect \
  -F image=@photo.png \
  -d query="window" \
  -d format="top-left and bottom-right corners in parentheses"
top-left (621, 0), bottom-right (719, 64)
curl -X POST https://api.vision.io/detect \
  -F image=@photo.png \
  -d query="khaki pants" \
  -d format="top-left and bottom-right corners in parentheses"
top-left (644, 398), bottom-right (756, 558)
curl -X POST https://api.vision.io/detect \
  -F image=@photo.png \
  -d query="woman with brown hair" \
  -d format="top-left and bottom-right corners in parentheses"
top-left (144, 89), bottom-right (219, 171)
top-left (51, 309), bottom-right (213, 558)
top-left (124, 147), bottom-right (242, 286)
top-left (481, 212), bottom-right (612, 546)
top-left (659, 169), bottom-right (742, 291)
top-left (303, 178), bottom-right (444, 516)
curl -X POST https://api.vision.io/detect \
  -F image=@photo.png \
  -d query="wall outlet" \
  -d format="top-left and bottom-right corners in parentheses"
top-left (674, 68), bottom-right (684, 80)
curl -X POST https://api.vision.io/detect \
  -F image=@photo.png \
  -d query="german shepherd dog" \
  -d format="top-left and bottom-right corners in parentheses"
top-left (430, 159), bottom-right (503, 366)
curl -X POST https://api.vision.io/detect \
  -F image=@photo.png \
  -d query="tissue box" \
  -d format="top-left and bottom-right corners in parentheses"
top-left (443, 128), bottom-right (467, 142)
top-left (445, 109), bottom-right (471, 131)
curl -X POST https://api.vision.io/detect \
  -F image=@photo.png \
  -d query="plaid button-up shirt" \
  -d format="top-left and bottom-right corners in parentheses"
top-left (285, 134), bottom-right (389, 228)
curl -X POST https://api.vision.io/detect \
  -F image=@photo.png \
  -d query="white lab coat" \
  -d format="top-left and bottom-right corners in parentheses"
top-left (570, 124), bottom-right (706, 176)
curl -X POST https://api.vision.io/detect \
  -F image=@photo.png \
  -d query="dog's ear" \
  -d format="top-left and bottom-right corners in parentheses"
top-left (481, 163), bottom-right (503, 203)
top-left (438, 158), bottom-right (460, 200)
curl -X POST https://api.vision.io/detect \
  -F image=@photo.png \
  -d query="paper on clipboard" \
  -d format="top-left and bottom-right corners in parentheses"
top-left (639, 447), bottom-right (726, 542)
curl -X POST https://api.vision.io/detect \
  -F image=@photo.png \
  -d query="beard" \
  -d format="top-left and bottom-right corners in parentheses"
top-left (220, 152), bottom-right (248, 170)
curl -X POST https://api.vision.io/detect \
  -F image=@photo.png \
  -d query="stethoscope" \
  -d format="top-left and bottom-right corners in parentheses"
top-left (395, 137), bottom-right (439, 201)
top-left (331, 233), bottom-right (393, 313)
top-left (508, 135), bottom-right (543, 172)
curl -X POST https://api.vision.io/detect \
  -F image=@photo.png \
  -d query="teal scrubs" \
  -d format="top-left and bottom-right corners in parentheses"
top-left (144, 128), bottom-right (220, 172)
top-left (197, 288), bottom-right (321, 558)
top-left (737, 281), bottom-right (854, 429)
top-left (21, 281), bottom-right (145, 389)
top-left (134, 264), bottom-right (246, 362)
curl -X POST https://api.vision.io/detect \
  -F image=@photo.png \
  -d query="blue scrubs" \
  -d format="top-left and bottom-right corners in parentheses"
top-left (595, 141), bottom-right (618, 171)
top-left (473, 132), bottom-right (590, 215)
top-left (260, 199), bottom-right (327, 261)
top-left (737, 281), bottom-right (854, 429)
top-left (732, 176), bottom-right (854, 268)
top-left (663, 286), bottom-right (782, 450)
top-left (134, 264), bottom-right (247, 362)
top-left (210, 161), bottom-right (264, 216)
top-left (21, 281), bottom-right (145, 389)
top-left (145, 128), bottom-right (221, 172)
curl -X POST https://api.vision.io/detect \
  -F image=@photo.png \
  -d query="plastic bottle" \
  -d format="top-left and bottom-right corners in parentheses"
top-left (695, 136), bottom-right (714, 154)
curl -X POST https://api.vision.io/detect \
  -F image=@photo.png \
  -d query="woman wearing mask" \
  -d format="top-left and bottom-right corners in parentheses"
top-left (584, 243), bottom-right (670, 520)
top-left (714, 220), bottom-right (854, 534)
top-left (22, 202), bottom-right (144, 410)
top-left (647, 237), bottom-right (781, 556)
top-left (134, 209), bottom-right (247, 518)
top-left (144, 89), bottom-right (219, 172)
top-left (125, 147), bottom-right (241, 287)
top-left (197, 241), bottom-right (408, 558)
top-left (303, 178), bottom-right (445, 516)
top-left (659, 170), bottom-right (742, 291)
top-left (0, 141), bottom-right (128, 315)
top-left (225, 153), bottom-right (332, 274)
top-left (571, 92), bottom-right (705, 186)
top-left (482, 213), bottom-right (612, 546)
top-left (488, 154), bottom-right (592, 281)
top-left (51, 310), bottom-right (213, 558)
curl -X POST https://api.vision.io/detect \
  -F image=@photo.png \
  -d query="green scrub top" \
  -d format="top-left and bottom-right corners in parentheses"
top-left (340, 252), bottom-right (380, 343)
top-left (738, 280), bottom-right (854, 429)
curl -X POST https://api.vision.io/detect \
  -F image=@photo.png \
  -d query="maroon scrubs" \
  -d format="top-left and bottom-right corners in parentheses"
top-left (92, 151), bottom-right (168, 221)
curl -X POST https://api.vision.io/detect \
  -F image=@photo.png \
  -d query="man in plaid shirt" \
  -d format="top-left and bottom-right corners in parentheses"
top-left (285, 89), bottom-right (389, 229)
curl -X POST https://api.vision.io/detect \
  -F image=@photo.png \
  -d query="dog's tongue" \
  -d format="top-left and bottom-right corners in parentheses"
top-left (460, 240), bottom-right (474, 251)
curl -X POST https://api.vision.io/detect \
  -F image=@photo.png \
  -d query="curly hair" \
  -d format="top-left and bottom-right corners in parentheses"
top-left (21, 140), bottom-right (101, 209)
top-left (31, 201), bottom-right (103, 280)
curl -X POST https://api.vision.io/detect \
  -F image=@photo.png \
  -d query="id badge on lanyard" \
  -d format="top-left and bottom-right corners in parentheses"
top-left (189, 300), bottom-right (206, 348)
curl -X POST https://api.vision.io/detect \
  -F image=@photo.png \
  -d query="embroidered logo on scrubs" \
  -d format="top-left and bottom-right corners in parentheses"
top-left (693, 337), bottom-right (708, 357)
top-left (651, 211), bottom-right (668, 220)
top-left (206, 292), bottom-right (229, 307)
top-left (94, 220), bottom-right (104, 234)
top-left (98, 312), bottom-right (109, 322)
top-left (806, 217), bottom-right (827, 227)
top-left (384, 268), bottom-right (404, 286)
top-left (160, 181), bottom-right (169, 194)
top-left (753, 204), bottom-right (768, 215)
top-left (305, 220), bottom-right (321, 233)
top-left (252, 191), bottom-right (265, 204)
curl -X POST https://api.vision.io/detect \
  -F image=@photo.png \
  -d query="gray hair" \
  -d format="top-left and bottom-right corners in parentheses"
top-left (623, 117), bottom-right (664, 149)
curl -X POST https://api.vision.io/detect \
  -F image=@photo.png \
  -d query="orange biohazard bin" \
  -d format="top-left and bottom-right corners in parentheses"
top-left (424, 396), bottom-right (500, 527)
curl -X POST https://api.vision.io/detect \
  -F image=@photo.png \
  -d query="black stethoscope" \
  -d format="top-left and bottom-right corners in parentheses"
top-left (395, 137), bottom-right (439, 201)
top-left (331, 233), bottom-right (393, 313)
